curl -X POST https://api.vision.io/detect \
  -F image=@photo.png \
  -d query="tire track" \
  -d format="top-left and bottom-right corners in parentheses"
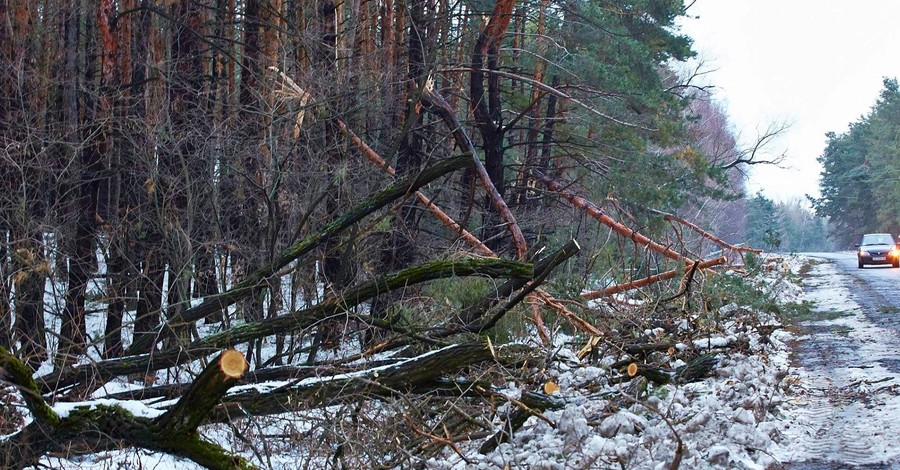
top-left (777, 257), bottom-right (900, 469)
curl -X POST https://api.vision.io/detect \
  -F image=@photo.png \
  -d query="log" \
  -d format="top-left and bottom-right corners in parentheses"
top-left (154, 349), bottom-right (248, 435)
top-left (99, 364), bottom-right (327, 401)
top-left (0, 348), bottom-right (256, 470)
top-left (38, 258), bottom-right (533, 394)
top-left (181, 258), bottom-right (532, 354)
top-left (624, 362), bottom-right (672, 385)
top-left (582, 256), bottom-right (727, 300)
top-left (206, 342), bottom-right (536, 421)
top-left (126, 154), bottom-right (472, 354)
top-left (675, 353), bottom-right (719, 383)
top-left (0, 346), bottom-right (60, 428)
top-left (456, 240), bottom-right (579, 326)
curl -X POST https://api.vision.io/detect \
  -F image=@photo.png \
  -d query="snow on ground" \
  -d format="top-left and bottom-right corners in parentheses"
top-left (427, 255), bottom-right (804, 470)
top-left (769, 258), bottom-right (900, 467)
top-left (15, 254), bottom-right (840, 469)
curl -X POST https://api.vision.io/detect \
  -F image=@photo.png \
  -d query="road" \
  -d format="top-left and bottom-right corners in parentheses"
top-left (778, 252), bottom-right (900, 469)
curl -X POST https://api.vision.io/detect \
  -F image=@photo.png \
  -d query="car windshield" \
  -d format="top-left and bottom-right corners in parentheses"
top-left (862, 234), bottom-right (895, 245)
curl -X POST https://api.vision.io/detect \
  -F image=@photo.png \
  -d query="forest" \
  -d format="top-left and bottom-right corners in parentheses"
top-left (0, 0), bottom-right (826, 468)
top-left (814, 78), bottom-right (900, 248)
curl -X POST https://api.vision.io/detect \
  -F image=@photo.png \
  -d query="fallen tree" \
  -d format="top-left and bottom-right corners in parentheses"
top-left (1, 347), bottom-right (254, 470)
top-left (37, 257), bottom-right (535, 394)
top-left (125, 154), bottom-right (473, 355)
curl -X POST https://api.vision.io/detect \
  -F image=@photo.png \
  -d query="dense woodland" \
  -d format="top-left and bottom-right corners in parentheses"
top-left (814, 78), bottom-right (900, 247)
top-left (0, 0), bottom-right (824, 467)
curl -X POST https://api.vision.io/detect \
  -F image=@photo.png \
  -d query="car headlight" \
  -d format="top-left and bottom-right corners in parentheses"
top-left (859, 250), bottom-right (870, 256)
top-left (891, 249), bottom-right (900, 257)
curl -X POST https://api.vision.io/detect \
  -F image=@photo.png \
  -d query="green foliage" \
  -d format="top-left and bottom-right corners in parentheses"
top-left (812, 77), bottom-right (900, 246)
top-left (744, 192), bottom-right (782, 251)
top-left (424, 276), bottom-right (494, 311)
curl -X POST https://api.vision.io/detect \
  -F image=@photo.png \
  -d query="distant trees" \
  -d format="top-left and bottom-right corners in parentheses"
top-left (740, 193), bottom-right (829, 253)
top-left (814, 78), bottom-right (900, 247)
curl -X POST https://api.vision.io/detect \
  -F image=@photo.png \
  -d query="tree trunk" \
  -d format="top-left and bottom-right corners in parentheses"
top-left (0, 346), bottom-right (255, 470)
top-left (133, 251), bottom-right (165, 353)
top-left (12, 231), bottom-right (47, 369)
top-left (471, 0), bottom-right (515, 252)
top-left (126, 155), bottom-right (472, 355)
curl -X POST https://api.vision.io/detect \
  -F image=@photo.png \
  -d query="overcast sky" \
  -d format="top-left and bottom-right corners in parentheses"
top-left (676, 1), bottom-right (900, 203)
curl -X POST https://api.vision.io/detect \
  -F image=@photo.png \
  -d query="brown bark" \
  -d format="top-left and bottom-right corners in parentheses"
top-left (516, 0), bottom-right (548, 205)
top-left (582, 256), bottom-right (727, 300)
top-left (533, 171), bottom-right (694, 265)
top-left (658, 210), bottom-right (762, 255)
top-left (470, 0), bottom-right (520, 255)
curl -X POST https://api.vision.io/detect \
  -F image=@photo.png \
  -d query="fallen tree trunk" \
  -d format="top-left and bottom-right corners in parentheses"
top-left (0, 347), bottom-right (255, 470)
top-left (583, 256), bottom-right (727, 299)
top-left (206, 342), bottom-right (535, 421)
top-left (455, 240), bottom-right (579, 326)
top-left (532, 171), bottom-right (694, 265)
top-left (352, 241), bottom-right (580, 357)
top-left (154, 349), bottom-right (248, 435)
top-left (38, 257), bottom-right (533, 394)
top-left (126, 154), bottom-right (472, 355)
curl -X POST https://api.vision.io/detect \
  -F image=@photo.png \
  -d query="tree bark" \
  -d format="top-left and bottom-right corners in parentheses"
top-left (41, 248), bottom-right (522, 393)
top-left (1, 347), bottom-right (255, 470)
top-left (154, 349), bottom-right (248, 435)
top-left (533, 171), bottom-right (695, 265)
top-left (583, 256), bottom-right (727, 299)
top-left (471, 0), bottom-right (516, 253)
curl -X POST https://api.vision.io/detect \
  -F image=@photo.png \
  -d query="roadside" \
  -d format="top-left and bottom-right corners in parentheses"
top-left (25, 254), bottom-right (900, 469)
top-left (773, 256), bottom-right (900, 468)
top-left (429, 255), bottom-right (806, 469)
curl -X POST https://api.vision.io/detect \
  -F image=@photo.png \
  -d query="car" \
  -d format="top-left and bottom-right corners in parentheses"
top-left (856, 233), bottom-right (900, 268)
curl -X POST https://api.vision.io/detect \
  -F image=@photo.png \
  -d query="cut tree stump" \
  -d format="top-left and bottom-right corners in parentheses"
top-left (0, 347), bottom-right (256, 470)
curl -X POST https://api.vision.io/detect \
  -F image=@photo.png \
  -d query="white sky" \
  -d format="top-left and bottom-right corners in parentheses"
top-left (676, 1), bottom-right (900, 203)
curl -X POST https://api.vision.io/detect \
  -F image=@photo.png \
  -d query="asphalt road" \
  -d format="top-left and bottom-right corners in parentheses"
top-left (781, 252), bottom-right (900, 469)
top-left (806, 251), bottom-right (900, 335)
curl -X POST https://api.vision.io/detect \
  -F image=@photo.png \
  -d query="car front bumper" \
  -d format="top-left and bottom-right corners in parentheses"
top-left (859, 253), bottom-right (898, 265)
